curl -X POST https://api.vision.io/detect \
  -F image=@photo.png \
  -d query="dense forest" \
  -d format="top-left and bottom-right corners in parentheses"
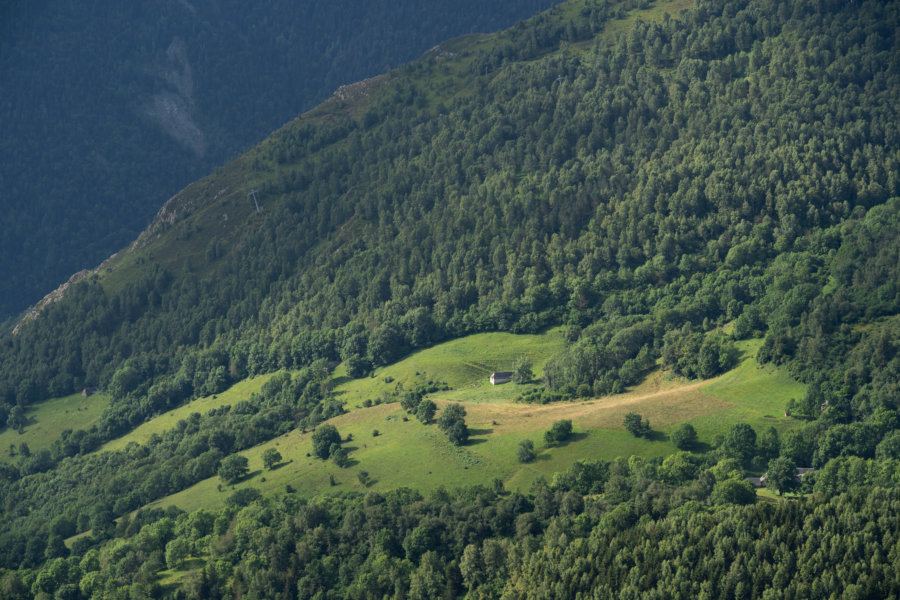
top-left (1, 0), bottom-right (899, 596)
top-left (0, 0), bottom-right (555, 321)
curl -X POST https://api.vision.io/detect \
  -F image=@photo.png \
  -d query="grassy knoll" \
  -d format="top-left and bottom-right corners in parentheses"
top-left (332, 329), bottom-right (565, 409)
top-left (100, 373), bottom-right (277, 452)
top-left (0, 391), bottom-right (109, 456)
top-left (140, 334), bottom-right (805, 514)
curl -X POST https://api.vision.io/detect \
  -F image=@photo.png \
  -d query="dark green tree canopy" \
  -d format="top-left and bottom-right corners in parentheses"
top-left (218, 454), bottom-right (249, 484)
top-left (312, 424), bottom-right (342, 460)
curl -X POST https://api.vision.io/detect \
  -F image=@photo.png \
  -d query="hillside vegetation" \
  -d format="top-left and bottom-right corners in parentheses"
top-left (0, 0), bottom-right (555, 320)
top-left (0, 0), bottom-right (899, 596)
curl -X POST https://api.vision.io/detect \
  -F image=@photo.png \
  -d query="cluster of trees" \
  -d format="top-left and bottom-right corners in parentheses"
top-left (0, 365), bottom-right (340, 568)
top-left (9, 448), bottom-right (900, 599)
top-left (437, 404), bottom-right (470, 446)
top-left (311, 423), bottom-right (350, 467)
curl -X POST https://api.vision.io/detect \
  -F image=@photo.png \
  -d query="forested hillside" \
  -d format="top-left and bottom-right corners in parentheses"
top-left (1, 0), bottom-right (899, 596)
top-left (0, 0), bottom-right (554, 321)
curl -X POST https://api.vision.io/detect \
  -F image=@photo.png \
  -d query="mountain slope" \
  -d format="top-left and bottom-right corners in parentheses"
top-left (0, 0), bottom-right (899, 586)
top-left (0, 0), bottom-right (556, 321)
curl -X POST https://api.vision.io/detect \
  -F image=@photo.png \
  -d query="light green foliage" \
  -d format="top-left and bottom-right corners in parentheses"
top-left (517, 439), bottom-right (536, 463)
top-left (765, 456), bottom-right (798, 496)
top-left (512, 356), bottom-right (533, 384)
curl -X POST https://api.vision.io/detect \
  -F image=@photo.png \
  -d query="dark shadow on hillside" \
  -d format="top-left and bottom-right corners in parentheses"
top-left (552, 431), bottom-right (590, 447)
top-left (466, 437), bottom-right (488, 445)
top-left (468, 427), bottom-right (493, 437)
top-left (691, 441), bottom-right (713, 453)
top-left (646, 430), bottom-right (667, 442)
top-left (244, 469), bottom-right (263, 481)
top-left (269, 461), bottom-right (288, 471)
top-left (330, 375), bottom-right (352, 387)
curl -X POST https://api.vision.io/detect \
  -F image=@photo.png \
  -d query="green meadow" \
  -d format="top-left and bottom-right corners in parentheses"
top-left (332, 329), bottom-right (566, 408)
top-left (135, 331), bottom-right (806, 514)
top-left (100, 374), bottom-right (277, 452)
top-left (0, 391), bottom-right (108, 457)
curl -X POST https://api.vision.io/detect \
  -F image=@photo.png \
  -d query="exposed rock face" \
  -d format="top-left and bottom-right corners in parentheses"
top-left (145, 37), bottom-right (206, 157)
top-left (12, 269), bottom-right (92, 335)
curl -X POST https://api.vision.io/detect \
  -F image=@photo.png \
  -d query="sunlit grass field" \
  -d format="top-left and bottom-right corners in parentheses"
top-left (0, 391), bottom-right (109, 456)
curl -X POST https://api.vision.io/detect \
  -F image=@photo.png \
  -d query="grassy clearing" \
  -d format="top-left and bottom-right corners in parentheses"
top-left (142, 334), bottom-right (805, 515)
top-left (100, 374), bottom-right (277, 452)
top-left (333, 329), bottom-right (565, 409)
top-left (0, 392), bottom-right (109, 456)
top-left (683, 339), bottom-right (806, 441)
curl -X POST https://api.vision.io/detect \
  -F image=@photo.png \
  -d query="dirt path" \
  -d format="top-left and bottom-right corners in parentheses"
top-left (434, 378), bottom-right (732, 434)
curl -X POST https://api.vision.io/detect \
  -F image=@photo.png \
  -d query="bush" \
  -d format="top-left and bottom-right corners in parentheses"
top-left (312, 424), bottom-right (342, 459)
top-left (672, 424), bottom-right (698, 450)
top-left (544, 420), bottom-right (573, 445)
top-left (517, 439), bottom-right (536, 463)
top-left (623, 413), bottom-right (650, 438)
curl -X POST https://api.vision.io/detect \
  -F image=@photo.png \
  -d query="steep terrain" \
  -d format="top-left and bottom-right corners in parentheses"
top-left (1, 0), bottom-right (899, 596)
top-left (0, 0), bottom-right (555, 321)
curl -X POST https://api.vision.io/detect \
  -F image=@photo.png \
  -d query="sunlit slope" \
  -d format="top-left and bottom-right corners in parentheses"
top-left (100, 374), bottom-right (277, 452)
top-left (0, 392), bottom-right (109, 455)
top-left (140, 339), bottom-right (804, 513)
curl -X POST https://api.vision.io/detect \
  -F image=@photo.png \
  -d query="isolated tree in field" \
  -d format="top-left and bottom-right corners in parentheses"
top-left (766, 456), bottom-right (798, 496)
top-left (437, 403), bottom-right (466, 431)
top-left (624, 413), bottom-right (650, 437)
top-left (357, 470), bottom-right (370, 486)
top-left (512, 355), bottom-right (533, 384)
top-left (416, 399), bottom-right (437, 424)
top-left (218, 454), bottom-right (249, 484)
top-left (672, 423), bottom-right (698, 450)
top-left (312, 424), bottom-right (342, 459)
top-left (544, 419), bottom-right (573, 445)
top-left (262, 448), bottom-right (282, 470)
top-left (331, 446), bottom-right (350, 468)
top-left (6, 406), bottom-right (26, 433)
top-left (437, 402), bottom-right (469, 445)
top-left (517, 439), bottom-right (535, 463)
